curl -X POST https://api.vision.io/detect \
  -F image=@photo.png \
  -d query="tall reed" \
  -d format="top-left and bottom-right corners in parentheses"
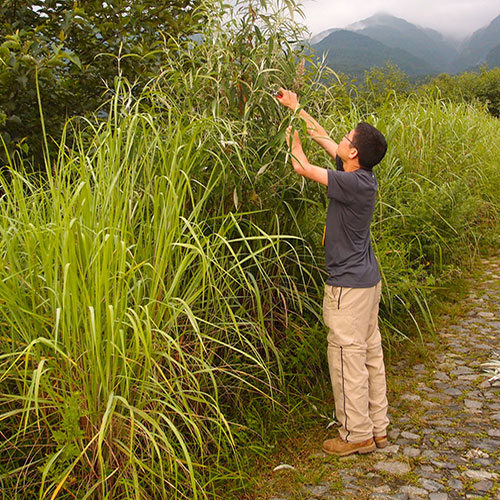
top-left (0, 77), bottom-right (317, 498)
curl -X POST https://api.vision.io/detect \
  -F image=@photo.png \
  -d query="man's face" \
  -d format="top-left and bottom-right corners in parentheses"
top-left (338, 129), bottom-right (357, 161)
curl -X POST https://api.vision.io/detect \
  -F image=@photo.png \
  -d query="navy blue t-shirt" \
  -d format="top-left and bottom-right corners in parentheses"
top-left (325, 166), bottom-right (381, 288)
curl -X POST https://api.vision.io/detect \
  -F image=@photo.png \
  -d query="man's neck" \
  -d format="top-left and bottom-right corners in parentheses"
top-left (343, 161), bottom-right (361, 173)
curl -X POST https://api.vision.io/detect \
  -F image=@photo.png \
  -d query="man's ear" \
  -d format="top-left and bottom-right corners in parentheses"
top-left (348, 147), bottom-right (359, 160)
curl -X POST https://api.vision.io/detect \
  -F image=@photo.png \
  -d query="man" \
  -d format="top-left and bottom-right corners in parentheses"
top-left (276, 88), bottom-right (389, 457)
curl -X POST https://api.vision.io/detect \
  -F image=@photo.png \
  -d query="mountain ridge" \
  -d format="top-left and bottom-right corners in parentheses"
top-left (310, 29), bottom-right (437, 79)
top-left (309, 12), bottom-right (500, 77)
top-left (450, 14), bottom-right (500, 72)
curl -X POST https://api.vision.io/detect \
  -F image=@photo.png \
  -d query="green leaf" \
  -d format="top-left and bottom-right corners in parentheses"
top-left (61, 50), bottom-right (82, 69)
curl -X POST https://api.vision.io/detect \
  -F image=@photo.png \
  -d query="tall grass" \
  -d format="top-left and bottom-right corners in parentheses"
top-left (1, 1), bottom-right (500, 498)
top-left (374, 95), bottom-right (500, 341)
top-left (0, 79), bottom-right (317, 498)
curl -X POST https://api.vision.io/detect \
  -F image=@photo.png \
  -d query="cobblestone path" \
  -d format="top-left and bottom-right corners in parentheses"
top-left (269, 254), bottom-right (500, 500)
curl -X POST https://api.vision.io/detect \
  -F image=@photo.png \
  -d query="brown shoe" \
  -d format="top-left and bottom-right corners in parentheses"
top-left (374, 435), bottom-right (388, 449)
top-left (322, 437), bottom-right (376, 457)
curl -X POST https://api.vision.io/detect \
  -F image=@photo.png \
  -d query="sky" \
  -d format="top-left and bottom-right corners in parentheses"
top-left (299, 0), bottom-right (500, 40)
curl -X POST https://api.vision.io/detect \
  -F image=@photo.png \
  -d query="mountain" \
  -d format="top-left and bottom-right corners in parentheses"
top-left (308, 12), bottom-right (500, 78)
top-left (423, 27), bottom-right (457, 49)
top-left (453, 14), bottom-right (500, 71)
top-left (310, 28), bottom-right (338, 45)
top-left (310, 29), bottom-right (437, 79)
top-left (345, 13), bottom-right (458, 73)
top-left (486, 42), bottom-right (500, 68)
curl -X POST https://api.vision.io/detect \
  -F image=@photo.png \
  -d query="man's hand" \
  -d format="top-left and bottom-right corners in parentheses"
top-left (286, 126), bottom-right (303, 155)
top-left (276, 88), bottom-right (299, 112)
top-left (286, 126), bottom-right (307, 175)
top-left (286, 127), bottom-right (328, 186)
top-left (275, 88), bottom-right (338, 161)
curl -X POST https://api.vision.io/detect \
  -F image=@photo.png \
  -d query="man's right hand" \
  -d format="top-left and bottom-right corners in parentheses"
top-left (276, 88), bottom-right (299, 112)
top-left (276, 87), bottom-right (339, 162)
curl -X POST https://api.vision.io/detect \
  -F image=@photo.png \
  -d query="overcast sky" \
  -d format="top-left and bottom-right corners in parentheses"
top-left (299, 0), bottom-right (500, 40)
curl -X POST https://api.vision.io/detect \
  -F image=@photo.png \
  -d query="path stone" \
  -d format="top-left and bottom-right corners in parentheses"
top-left (448, 478), bottom-right (463, 489)
top-left (429, 494), bottom-right (448, 500)
top-left (401, 431), bottom-right (420, 440)
top-left (477, 311), bottom-right (494, 317)
top-left (474, 480), bottom-right (493, 492)
top-left (303, 483), bottom-right (330, 496)
top-left (419, 478), bottom-right (444, 491)
top-left (402, 447), bottom-right (421, 457)
top-left (369, 495), bottom-right (408, 500)
top-left (399, 486), bottom-right (428, 496)
top-left (463, 469), bottom-right (498, 480)
top-left (373, 461), bottom-right (411, 475)
top-left (401, 394), bottom-right (421, 401)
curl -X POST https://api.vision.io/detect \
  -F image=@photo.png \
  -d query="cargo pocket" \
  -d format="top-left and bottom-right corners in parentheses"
top-left (326, 313), bottom-right (356, 348)
top-left (324, 286), bottom-right (356, 347)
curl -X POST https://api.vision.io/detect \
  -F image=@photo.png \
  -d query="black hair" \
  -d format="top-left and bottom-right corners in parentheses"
top-left (352, 122), bottom-right (387, 169)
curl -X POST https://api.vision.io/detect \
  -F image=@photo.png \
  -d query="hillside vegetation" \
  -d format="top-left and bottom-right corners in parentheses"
top-left (1, 1), bottom-right (500, 499)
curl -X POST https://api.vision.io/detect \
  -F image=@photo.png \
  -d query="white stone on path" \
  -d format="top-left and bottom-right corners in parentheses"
top-left (375, 444), bottom-right (400, 454)
top-left (373, 461), bottom-right (411, 475)
top-left (401, 431), bottom-right (420, 440)
top-left (401, 394), bottom-right (421, 401)
top-left (477, 312), bottom-right (494, 318)
top-left (464, 469), bottom-right (498, 480)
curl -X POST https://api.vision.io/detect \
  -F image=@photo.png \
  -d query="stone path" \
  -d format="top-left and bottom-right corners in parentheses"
top-left (269, 254), bottom-right (500, 500)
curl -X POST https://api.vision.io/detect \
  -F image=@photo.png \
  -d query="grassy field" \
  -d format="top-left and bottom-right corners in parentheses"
top-left (1, 2), bottom-right (500, 499)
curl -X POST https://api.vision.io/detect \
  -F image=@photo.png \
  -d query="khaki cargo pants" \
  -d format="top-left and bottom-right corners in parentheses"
top-left (323, 281), bottom-right (389, 443)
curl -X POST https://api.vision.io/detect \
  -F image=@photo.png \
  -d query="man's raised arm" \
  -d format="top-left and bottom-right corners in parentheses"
top-left (286, 128), bottom-right (328, 186)
top-left (277, 88), bottom-right (338, 160)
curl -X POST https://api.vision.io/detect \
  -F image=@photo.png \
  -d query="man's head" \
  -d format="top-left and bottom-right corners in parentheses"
top-left (350, 122), bottom-right (387, 169)
top-left (339, 123), bottom-right (387, 171)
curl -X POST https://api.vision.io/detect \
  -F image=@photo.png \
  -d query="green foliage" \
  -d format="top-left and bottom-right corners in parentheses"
top-left (0, 88), bottom-right (315, 498)
top-left (360, 63), bottom-right (413, 105)
top-left (0, 28), bottom-right (82, 166)
top-left (42, 393), bottom-right (86, 482)
top-left (424, 66), bottom-right (500, 116)
top-left (371, 94), bottom-right (500, 340)
top-left (0, 0), bottom-right (206, 166)
top-left (0, 2), bottom-right (318, 498)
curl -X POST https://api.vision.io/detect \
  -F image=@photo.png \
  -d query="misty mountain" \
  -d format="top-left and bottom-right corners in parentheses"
top-left (310, 29), bottom-right (436, 79)
top-left (345, 13), bottom-right (458, 73)
top-left (310, 28), bottom-right (338, 45)
top-left (308, 12), bottom-right (500, 78)
top-left (422, 27), bottom-right (457, 49)
top-left (486, 42), bottom-right (500, 68)
top-left (452, 14), bottom-right (500, 71)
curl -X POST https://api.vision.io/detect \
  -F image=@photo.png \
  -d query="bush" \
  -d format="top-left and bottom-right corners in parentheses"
top-left (423, 66), bottom-right (500, 117)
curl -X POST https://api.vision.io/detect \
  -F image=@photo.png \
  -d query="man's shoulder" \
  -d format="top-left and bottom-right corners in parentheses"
top-left (356, 168), bottom-right (378, 188)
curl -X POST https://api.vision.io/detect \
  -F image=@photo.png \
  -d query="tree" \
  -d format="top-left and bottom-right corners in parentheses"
top-left (0, 0), bottom-right (206, 166)
top-left (423, 66), bottom-right (500, 117)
